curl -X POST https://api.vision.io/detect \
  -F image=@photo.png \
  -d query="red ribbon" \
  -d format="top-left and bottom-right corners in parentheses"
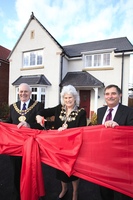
top-left (0, 122), bottom-right (133, 200)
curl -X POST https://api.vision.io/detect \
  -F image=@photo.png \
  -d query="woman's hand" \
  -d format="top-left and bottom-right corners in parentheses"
top-left (36, 115), bottom-right (47, 127)
top-left (58, 127), bottom-right (67, 131)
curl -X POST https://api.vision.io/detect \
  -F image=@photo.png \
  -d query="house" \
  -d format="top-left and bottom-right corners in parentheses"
top-left (8, 12), bottom-right (133, 119)
top-left (0, 45), bottom-right (10, 104)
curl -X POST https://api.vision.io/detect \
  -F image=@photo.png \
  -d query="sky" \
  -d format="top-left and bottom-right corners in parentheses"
top-left (0, 0), bottom-right (133, 50)
top-left (0, 0), bottom-right (133, 83)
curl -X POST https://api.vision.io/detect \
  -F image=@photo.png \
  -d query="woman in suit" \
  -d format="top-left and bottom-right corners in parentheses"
top-left (97, 84), bottom-right (133, 200)
top-left (36, 85), bottom-right (87, 200)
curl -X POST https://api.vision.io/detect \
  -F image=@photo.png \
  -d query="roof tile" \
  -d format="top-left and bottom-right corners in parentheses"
top-left (63, 37), bottom-right (133, 57)
top-left (60, 71), bottom-right (104, 88)
top-left (12, 75), bottom-right (51, 86)
top-left (0, 45), bottom-right (11, 61)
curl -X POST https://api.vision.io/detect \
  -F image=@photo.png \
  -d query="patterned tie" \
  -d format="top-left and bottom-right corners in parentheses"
top-left (105, 108), bottom-right (113, 122)
top-left (22, 103), bottom-right (26, 110)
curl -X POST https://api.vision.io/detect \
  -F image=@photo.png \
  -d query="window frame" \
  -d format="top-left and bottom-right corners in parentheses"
top-left (84, 53), bottom-right (110, 68)
top-left (23, 49), bottom-right (43, 68)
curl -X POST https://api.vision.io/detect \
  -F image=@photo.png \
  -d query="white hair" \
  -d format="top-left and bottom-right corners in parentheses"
top-left (19, 83), bottom-right (31, 92)
top-left (60, 85), bottom-right (80, 106)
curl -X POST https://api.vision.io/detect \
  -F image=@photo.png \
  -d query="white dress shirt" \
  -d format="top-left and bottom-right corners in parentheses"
top-left (20, 99), bottom-right (30, 110)
top-left (102, 104), bottom-right (119, 124)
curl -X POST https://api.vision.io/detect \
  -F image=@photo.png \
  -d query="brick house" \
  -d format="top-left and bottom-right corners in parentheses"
top-left (0, 45), bottom-right (10, 104)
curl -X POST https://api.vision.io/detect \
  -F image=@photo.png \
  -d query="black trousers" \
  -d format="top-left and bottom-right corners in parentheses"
top-left (100, 186), bottom-right (132, 200)
top-left (10, 156), bottom-right (22, 200)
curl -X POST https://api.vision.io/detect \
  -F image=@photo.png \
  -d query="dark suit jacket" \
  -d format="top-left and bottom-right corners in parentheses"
top-left (7, 99), bottom-right (44, 130)
top-left (97, 103), bottom-right (133, 125)
top-left (38, 104), bottom-right (87, 129)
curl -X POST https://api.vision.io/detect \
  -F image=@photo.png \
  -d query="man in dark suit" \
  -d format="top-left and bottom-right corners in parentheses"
top-left (7, 83), bottom-right (44, 200)
top-left (97, 84), bottom-right (133, 200)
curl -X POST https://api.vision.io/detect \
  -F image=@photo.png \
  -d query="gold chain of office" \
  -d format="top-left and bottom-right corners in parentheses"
top-left (59, 106), bottom-right (84, 128)
top-left (13, 101), bottom-right (38, 122)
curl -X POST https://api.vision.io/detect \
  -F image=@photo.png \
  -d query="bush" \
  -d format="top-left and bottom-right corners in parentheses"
top-left (88, 112), bottom-right (97, 126)
top-left (0, 102), bottom-right (9, 120)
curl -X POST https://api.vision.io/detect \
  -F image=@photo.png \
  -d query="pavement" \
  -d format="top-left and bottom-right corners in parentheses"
top-left (0, 154), bottom-right (102, 200)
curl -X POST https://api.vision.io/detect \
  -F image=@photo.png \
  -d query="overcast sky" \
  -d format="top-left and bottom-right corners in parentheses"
top-left (0, 0), bottom-right (133, 84)
top-left (0, 0), bottom-right (133, 50)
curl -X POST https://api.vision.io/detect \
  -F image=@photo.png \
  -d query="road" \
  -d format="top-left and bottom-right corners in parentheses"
top-left (0, 155), bottom-right (102, 200)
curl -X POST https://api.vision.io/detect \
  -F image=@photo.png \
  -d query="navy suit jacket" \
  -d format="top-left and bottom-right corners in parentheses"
top-left (97, 103), bottom-right (133, 126)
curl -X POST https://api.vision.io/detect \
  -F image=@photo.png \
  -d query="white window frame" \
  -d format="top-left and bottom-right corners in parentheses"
top-left (94, 54), bottom-right (101, 66)
top-left (103, 53), bottom-right (110, 66)
top-left (23, 49), bottom-right (43, 68)
top-left (84, 53), bottom-right (110, 68)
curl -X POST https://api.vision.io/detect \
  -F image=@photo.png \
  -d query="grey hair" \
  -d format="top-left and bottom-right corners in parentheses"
top-left (19, 83), bottom-right (31, 92)
top-left (60, 85), bottom-right (80, 106)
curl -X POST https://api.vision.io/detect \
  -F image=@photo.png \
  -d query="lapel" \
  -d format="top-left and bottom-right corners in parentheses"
top-left (98, 106), bottom-right (107, 124)
top-left (16, 101), bottom-right (21, 109)
top-left (114, 103), bottom-right (124, 122)
top-left (28, 99), bottom-right (34, 108)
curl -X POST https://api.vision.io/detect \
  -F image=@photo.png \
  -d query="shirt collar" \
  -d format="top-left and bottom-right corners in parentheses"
top-left (21, 99), bottom-right (30, 110)
top-left (107, 103), bottom-right (119, 111)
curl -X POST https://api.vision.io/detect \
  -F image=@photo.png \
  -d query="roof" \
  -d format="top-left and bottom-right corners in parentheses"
top-left (60, 71), bottom-right (104, 88)
top-left (12, 75), bottom-right (51, 86)
top-left (0, 45), bottom-right (11, 61)
top-left (63, 37), bottom-right (133, 57)
top-left (8, 13), bottom-right (133, 60)
top-left (8, 12), bottom-right (64, 59)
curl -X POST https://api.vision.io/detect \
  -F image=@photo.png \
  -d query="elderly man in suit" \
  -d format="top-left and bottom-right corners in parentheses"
top-left (7, 83), bottom-right (44, 200)
top-left (97, 84), bottom-right (133, 200)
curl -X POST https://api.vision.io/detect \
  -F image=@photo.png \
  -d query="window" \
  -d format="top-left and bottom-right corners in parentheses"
top-left (94, 54), bottom-right (101, 66)
top-left (85, 53), bottom-right (110, 68)
top-left (30, 52), bottom-right (35, 65)
top-left (23, 50), bottom-right (43, 67)
top-left (31, 87), bottom-right (37, 101)
top-left (103, 53), bottom-right (110, 66)
top-left (30, 30), bottom-right (35, 39)
top-left (85, 55), bottom-right (92, 67)
top-left (41, 88), bottom-right (45, 106)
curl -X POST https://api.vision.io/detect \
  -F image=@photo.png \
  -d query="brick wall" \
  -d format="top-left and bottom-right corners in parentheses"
top-left (0, 61), bottom-right (9, 104)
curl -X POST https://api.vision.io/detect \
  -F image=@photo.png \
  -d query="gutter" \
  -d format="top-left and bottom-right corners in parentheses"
top-left (60, 52), bottom-right (65, 86)
top-left (59, 52), bottom-right (65, 103)
top-left (121, 52), bottom-right (124, 103)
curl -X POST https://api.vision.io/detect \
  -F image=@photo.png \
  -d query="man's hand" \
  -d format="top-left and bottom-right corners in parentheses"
top-left (17, 121), bottom-right (30, 129)
top-left (104, 120), bottom-right (119, 128)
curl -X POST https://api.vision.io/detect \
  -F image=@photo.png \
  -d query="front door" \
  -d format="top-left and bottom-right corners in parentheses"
top-left (80, 90), bottom-right (90, 118)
